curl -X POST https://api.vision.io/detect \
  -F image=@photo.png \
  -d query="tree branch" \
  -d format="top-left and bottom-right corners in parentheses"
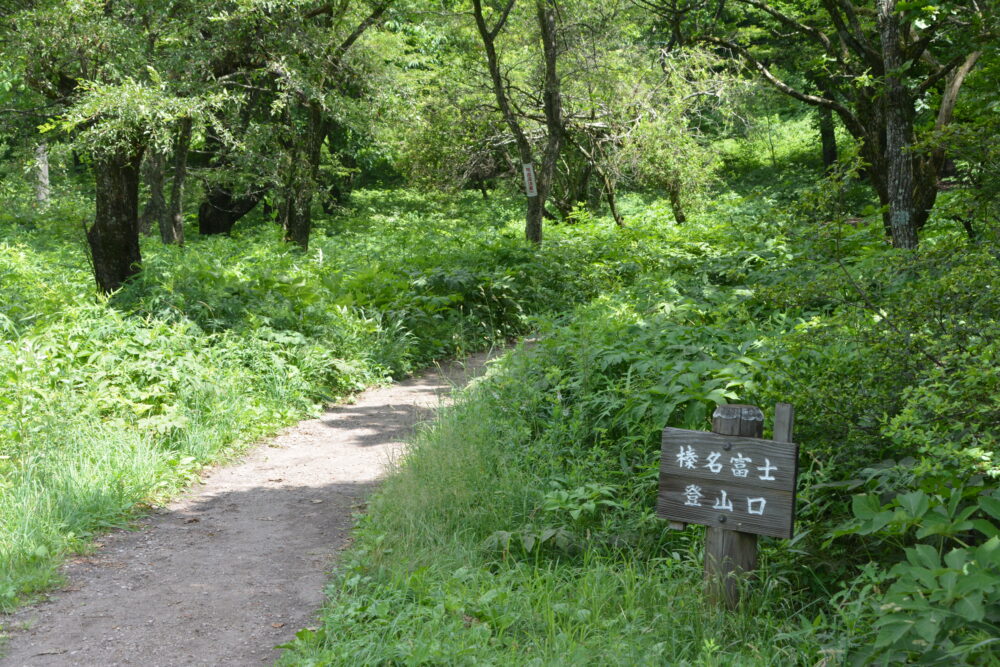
top-left (934, 50), bottom-right (981, 131)
top-left (490, 0), bottom-right (517, 39)
top-left (917, 50), bottom-right (978, 98)
top-left (734, 0), bottom-right (834, 56)
top-left (701, 35), bottom-right (864, 135)
top-left (332, 1), bottom-right (392, 65)
top-left (820, 0), bottom-right (881, 70)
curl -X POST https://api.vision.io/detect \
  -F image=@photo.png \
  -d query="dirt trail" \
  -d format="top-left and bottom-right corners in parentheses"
top-left (0, 351), bottom-right (498, 667)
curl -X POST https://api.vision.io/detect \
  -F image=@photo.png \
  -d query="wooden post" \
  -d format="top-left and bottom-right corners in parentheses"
top-left (704, 404), bottom-right (763, 609)
top-left (659, 401), bottom-right (797, 609)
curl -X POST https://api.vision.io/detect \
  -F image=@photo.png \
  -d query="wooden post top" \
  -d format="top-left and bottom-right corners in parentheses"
top-left (711, 404), bottom-right (764, 437)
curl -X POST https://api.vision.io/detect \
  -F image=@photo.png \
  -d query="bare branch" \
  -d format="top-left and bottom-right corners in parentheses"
top-left (490, 0), bottom-right (517, 39)
top-left (701, 35), bottom-right (864, 135)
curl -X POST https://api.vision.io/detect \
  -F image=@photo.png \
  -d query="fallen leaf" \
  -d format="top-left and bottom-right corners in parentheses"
top-left (311, 499), bottom-right (323, 504)
top-left (271, 622), bottom-right (285, 628)
top-left (183, 517), bottom-right (199, 524)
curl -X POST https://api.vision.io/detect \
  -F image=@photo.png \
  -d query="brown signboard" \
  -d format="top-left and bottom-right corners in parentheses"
top-left (657, 427), bottom-right (798, 539)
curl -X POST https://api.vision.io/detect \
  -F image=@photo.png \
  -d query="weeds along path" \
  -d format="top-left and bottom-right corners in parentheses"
top-left (0, 351), bottom-right (499, 667)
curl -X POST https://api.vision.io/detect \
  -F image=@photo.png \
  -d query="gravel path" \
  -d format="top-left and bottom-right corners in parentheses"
top-left (0, 351), bottom-right (497, 667)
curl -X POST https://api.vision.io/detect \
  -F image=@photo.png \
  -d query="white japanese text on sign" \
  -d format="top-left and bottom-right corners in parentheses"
top-left (658, 428), bottom-right (798, 538)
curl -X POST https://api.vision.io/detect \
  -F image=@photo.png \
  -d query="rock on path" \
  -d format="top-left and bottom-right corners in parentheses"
top-left (0, 352), bottom-right (497, 666)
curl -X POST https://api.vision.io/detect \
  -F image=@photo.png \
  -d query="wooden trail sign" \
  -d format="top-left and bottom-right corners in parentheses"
top-left (657, 403), bottom-right (797, 608)
top-left (658, 428), bottom-right (797, 538)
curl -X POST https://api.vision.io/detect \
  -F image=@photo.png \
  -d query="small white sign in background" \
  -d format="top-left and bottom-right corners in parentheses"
top-left (522, 163), bottom-right (538, 197)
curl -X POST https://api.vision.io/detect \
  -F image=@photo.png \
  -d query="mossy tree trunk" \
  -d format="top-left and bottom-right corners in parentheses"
top-left (88, 145), bottom-right (145, 293)
top-left (139, 149), bottom-right (165, 236)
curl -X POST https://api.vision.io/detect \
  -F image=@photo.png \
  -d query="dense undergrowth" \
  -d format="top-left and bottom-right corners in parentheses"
top-left (279, 147), bottom-right (1000, 663)
top-left (2, 118), bottom-right (999, 664)
top-left (0, 189), bottom-right (634, 610)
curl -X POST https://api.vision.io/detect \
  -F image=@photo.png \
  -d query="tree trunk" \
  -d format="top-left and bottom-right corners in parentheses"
top-left (321, 138), bottom-right (355, 213)
top-left (281, 106), bottom-right (327, 250)
top-left (577, 163), bottom-right (593, 211)
top-left (667, 179), bottom-right (686, 224)
top-left (281, 189), bottom-right (311, 249)
top-left (139, 149), bottom-right (165, 236)
top-left (34, 143), bottom-right (50, 207)
top-left (708, 3), bottom-right (983, 249)
top-left (198, 186), bottom-right (262, 235)
top-left (88, 146), bottom-right (144, 293)
top-left (911, 51), bottom-right (982, 233)
top-left (878, 0), bottom-right (918, 249)
top-left (605, 186), bottom-right (623, 227)
top-left (161, 117), bottom-right (192, 245)
top-left (525, 191), bottom-right (544, 243)
top-left (533, 0), bottom-right (562, 244)
top-left (472, 0), bottom-right (562, 246)
top-left (818, 106), bottom-right (837, 171)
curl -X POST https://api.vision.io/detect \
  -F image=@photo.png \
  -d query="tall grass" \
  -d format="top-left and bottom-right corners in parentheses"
top-left (0, 189), bottom-right (638, 609)
top-left (279, 146), bottom-right (1000, 664)
top-left (278, 346), bottom-right (827, 665)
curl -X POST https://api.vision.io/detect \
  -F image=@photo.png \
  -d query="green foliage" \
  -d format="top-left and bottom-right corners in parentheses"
top-left (277, 349), bottom-right (815, 664)
top-left (277, 188), bottom-right (830, 665)
top-left (278, 126), bottom-right (1000, 665)
top-left (0, 188), bottom-right (634, 608)
top-left (833, 488), bottom-right (1000, 663)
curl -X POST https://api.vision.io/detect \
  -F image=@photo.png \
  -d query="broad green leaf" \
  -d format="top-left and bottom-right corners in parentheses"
top-left (913, 615), bottom-right (940, 645)
top-left (874, 619), bottom-right (912, 649)
top-left (896, 491), bottom-right (929, 518)
top-left (852, 494), bottom-right (882, 521)
top-left (976, 536), bottom-right (1000, 568)
top-left (979, 495), bottom-right (1000, 521)
top-left (943, 547), bottom-right (969, 571)
top-left (907, 544), bottom-right (940, 570)
top-left (954, 594), bottom-right (985, 623)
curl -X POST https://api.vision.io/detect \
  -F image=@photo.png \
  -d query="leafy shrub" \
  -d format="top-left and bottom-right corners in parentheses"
top-left (281, 161), bottom-right (1000, 664)
top-left (833, 488), bottom-right (1000, 663)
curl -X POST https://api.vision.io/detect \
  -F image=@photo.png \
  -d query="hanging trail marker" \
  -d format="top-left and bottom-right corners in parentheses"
top-left (657, 403), bottom-right (797, 608)
top-left (522, 163), bottom-right (538, 197)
